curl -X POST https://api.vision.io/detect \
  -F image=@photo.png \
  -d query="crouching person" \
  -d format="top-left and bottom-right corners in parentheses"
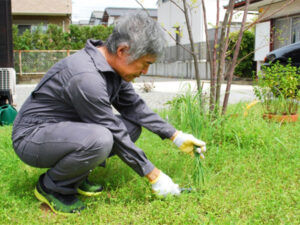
top-left (12, 11), bottom-right (206, 215)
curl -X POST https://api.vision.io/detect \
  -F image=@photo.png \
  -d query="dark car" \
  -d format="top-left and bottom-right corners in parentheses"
top-left (263, 42), bottom-right (300, 67)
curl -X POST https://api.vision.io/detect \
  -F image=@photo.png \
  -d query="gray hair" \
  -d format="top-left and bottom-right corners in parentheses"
top-left (105, 11), bottom-right (166, 62)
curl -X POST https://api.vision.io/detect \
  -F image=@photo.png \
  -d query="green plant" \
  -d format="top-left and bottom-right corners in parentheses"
top-left (13, 24), bottom-right (113, 50)
top-left (1, 101), bottom-right (300, 224)
top-left (254, 60), bottom-right (300, 115)
top-left (165, 89), bottom-right (208, 186)
top-left (228, 30), bottom-right (256, 78)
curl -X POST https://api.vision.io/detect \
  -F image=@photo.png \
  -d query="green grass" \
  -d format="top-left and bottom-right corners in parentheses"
top-left (0, 101), bottom-right (299, 224)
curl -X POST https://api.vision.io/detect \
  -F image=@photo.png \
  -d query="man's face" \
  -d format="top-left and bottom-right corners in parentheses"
top-left (115, 53), bottom-right (157, 82)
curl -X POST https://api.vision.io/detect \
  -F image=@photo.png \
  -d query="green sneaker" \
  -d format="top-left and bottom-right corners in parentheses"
top-left (77, 179), bottom-right (103, 197)
top-left (34, 174), bottom-right (85, 215)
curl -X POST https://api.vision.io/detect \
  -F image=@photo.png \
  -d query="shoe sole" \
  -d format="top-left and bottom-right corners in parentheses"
top-left (34, 187), bottom-right (76, 216)
top-left (77, 188), bottom-right (102, 197)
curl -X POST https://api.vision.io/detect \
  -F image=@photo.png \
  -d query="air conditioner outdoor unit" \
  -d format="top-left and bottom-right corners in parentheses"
top-left (0, 68), bottom-right (16, 105)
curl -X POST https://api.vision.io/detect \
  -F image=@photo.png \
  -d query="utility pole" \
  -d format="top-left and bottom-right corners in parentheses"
top-left (0, 0), bottom-right (13, 67)
top-left (0, 0), bottom-right (15, 106)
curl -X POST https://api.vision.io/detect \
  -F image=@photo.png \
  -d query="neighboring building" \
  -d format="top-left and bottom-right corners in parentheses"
top-left (102, 7), bottom-right (157, 26)
top-left (157, 0), bottom-right (254, 46)
top-left (234, 0), bottom-right (300, 71)
top-left (72, 20), bottom-right (90, 26)
top-left (89, 11), bottom-right (104, 25)
top-left (11, 0), bottom-right (72, 33)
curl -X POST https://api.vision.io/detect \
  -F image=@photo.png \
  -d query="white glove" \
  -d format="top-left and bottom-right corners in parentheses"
top-left (173, 131), bottom-right (206, 156)
top-left (151, 171), bottom-right (181, 197)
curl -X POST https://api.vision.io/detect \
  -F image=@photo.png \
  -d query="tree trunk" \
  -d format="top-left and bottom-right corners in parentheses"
top-left (182, 0), bottom-right (201, 91)
top-left (201, 0), bottom-right (214, 110)
top-left (222, 0), bottom-right (250, 115)
top-left (216, 0), bottom-right (235, 107)
top-left (209, 0), bottom-right (220, 112)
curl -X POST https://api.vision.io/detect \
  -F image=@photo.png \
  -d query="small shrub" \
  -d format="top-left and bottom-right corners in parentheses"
top-left (254, 60), bottom-right (300, 115)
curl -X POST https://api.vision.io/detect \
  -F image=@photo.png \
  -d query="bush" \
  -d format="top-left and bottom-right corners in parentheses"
top-left (228, 30), bottom-right (256, 78)
top-left (254, 61), bottom-right (300, 115)
top-left (13, 24), bottom-right (113, 50)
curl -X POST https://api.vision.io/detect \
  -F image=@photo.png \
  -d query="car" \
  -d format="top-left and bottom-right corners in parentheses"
top-left (263, 41), bottom-right (300, 68)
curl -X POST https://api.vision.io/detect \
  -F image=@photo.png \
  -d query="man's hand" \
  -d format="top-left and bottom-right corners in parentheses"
top-left (172, 131), bottom-right (206, 156)
top-left (150, 170), bottom-right (180, 197)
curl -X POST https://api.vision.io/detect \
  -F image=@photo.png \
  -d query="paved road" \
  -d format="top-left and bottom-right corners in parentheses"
top-left (15, 77), bottom-right (256, 111)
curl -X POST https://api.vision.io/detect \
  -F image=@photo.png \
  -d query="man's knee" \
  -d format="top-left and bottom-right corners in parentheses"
top-left (81, 126), bottom-right (113, 162)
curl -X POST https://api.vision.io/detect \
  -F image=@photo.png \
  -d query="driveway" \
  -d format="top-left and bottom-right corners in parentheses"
top-left (15, 77), bottom-right (256, 111)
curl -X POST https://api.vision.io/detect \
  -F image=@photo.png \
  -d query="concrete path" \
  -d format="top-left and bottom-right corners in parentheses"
top-left (15, 77), bottom-right (256, 111)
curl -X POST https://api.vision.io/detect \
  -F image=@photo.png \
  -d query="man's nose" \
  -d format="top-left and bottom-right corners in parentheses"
top-left (141, 65), bottom-right (150, 75)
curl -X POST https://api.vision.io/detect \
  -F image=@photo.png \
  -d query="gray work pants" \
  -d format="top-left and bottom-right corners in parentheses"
top-left (14, 116), bottom-right (141, 194)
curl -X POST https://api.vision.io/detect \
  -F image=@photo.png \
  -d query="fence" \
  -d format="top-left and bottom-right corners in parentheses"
top-left (162, 42), bottom-right (207, 62)
top-left (13, 50), bottom-right (78, 76)
top-left (13, 44), bottom-right (211, 82)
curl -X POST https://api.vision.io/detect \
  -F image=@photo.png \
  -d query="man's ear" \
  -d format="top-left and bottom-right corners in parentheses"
top-left (116, 44), bottom-right (130, 58)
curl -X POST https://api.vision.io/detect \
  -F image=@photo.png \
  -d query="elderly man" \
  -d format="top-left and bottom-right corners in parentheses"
top-left (12, 12), bottom-right (206, 215)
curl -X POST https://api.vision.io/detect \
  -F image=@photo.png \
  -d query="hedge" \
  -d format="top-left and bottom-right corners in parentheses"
top-left (13, 24), bottom-right (114, 50)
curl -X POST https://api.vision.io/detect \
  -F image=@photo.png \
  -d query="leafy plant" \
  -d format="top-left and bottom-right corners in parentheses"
top-left (13, 24), bottom-right (113, 50)
top-left (165, 88), bottom-right (207, 186)
top-left (228, 30), bottom-right (256, 78)
top-left (254, 60), bottom-right (300, 115)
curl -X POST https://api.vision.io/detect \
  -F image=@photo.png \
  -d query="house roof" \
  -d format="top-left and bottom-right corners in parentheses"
top-left (11, 0), bottom-right (72, 16)
top-left (233, 0), bottom-right (286, 10)
top-left (91, 11), bottom-right (104, 19)
top-left (89, 11), bottom-right (104, 24)
top-left (104, 7), bottom-right (157, 18)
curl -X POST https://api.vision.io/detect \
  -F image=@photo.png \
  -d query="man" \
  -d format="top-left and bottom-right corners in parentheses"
top-left (12, 12), bottom-right (206, 215)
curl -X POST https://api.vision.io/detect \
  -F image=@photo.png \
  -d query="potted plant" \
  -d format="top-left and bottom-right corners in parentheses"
top-left (254, 60), bottom-right (300, 122)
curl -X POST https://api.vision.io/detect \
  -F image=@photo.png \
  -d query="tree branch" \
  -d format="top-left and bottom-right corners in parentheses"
top-left (216, 0), bottom-right (235, 107)
top-left (222, 0), bottom-right (250, 115)
top-left (135, 0), bottom-right (194, 56)
top-left (170, 0), bottom-right (185, 13)
top-left (182, 0), bottom-right (201, 90)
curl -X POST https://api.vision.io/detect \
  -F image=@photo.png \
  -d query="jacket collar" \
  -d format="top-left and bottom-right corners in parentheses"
top-left (84, 39), bottom-right (116, 73)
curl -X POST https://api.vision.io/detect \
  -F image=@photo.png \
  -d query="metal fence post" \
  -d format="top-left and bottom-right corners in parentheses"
top-left (18, 50), bottom-right (22, 76)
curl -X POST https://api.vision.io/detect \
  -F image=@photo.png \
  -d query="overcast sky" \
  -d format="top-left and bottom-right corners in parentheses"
top-left (72, 0), bottom-right (158, 21)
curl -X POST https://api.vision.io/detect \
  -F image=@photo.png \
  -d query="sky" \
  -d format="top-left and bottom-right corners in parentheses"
top-left (72, 0), bottom-right (158, 22)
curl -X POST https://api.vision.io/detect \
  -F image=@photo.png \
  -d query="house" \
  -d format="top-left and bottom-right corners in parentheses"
top-left (102, 7), bottom-right (157, 26)
top-left (89, 11), bottom-right (104, 25)
top-left (11, 0), bottom-right (72, 33)
top-left (72, 20), bottom-right (90, 26)
top-left (233, 0), bottom-right (300, 71)
top-left (157, 0), bottom-right (254, 46)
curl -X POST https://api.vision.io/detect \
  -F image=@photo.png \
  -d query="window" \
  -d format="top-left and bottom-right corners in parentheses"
top-left (292, 16), bottom-right (300, 44)
top-left (273, 15), bottom-right (300, 49)
top-left (17, 24), bottom-right (48, 35)
top-left (273, 18), bottom-right (290, 49)
top-left (17, 25), bottom-right (31, 35)
top-left (175, 26), bottom-right (181, 45)
top-left (31, 24), bottom-right (48, 33)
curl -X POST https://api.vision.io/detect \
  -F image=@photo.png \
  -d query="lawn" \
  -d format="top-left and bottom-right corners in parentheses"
top-left (0, 101), bottom-right (299, 224)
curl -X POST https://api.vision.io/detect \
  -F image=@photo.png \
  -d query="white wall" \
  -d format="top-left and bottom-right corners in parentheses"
top-left (157, 0), bottom-right (254, 46)
top-left (254, 21), bottom-right (270, 61)
top-left (158, 0), bottom-right (204, 46)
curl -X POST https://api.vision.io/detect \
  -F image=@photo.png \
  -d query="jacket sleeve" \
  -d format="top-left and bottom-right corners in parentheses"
top-left (112, 81), bottom-right (176, 139)
top-left (64, 73), bottom-right (154, 176)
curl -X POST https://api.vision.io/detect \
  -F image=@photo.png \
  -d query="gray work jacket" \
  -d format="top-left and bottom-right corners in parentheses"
top-left (12, 40), bottom-right (176, 176)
